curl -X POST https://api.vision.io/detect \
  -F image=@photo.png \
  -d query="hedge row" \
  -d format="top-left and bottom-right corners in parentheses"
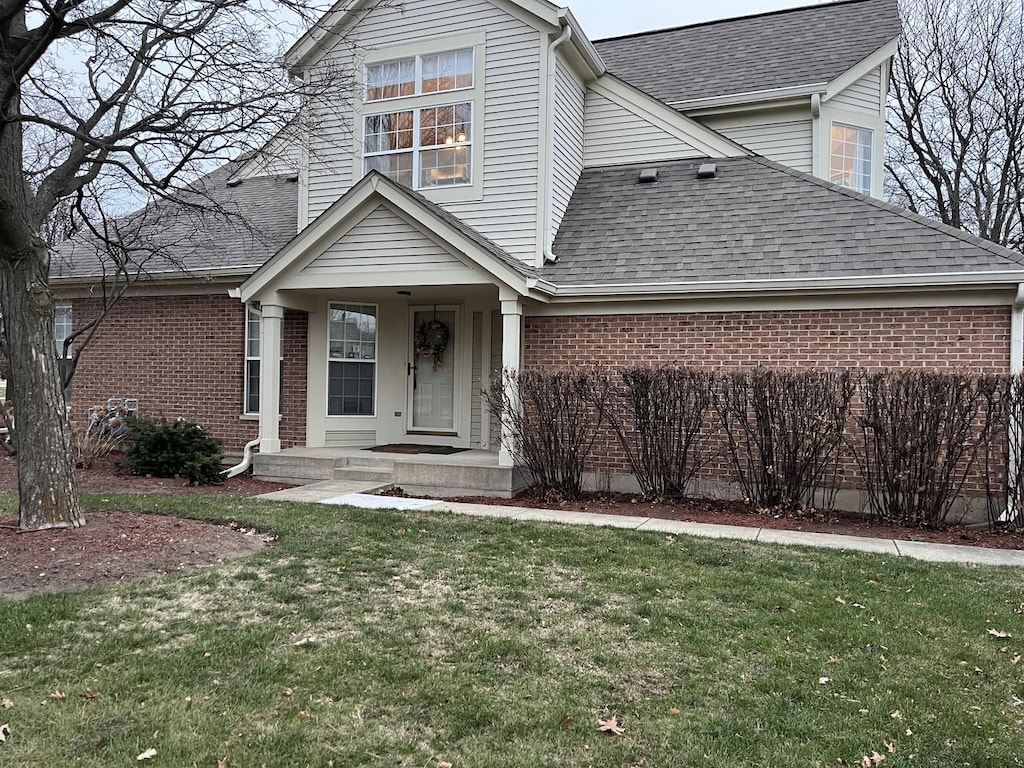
top-left (486, 367), bottom-right (1024, 530)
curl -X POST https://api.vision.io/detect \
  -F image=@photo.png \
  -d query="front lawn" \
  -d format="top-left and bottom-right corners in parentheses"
top-left (1, 493), bottom-right (1022, 767)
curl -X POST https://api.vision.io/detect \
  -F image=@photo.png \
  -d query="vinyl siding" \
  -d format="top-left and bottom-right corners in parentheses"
top-left (698, 108), bottom-right (813, 172)
top-left (551, 56), bottom-right (585, 237)
top-left (300, 205), bottom-right (464, 276)
top-left (830, 66), bottom-right (884, 115)
top-left (304, 0), bottom-right (543, 263)
top-left (585, 90), bottom-right (706, 167)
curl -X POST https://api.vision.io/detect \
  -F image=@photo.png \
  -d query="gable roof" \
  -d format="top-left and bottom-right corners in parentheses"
top-left (544, 156), bottom-right (1024, 292)
top-left (238, 171), bottom-right (535, 303)
top-left (52, 163), bottom-right (298, 283)
top-left (592, 0), bottom-right (901, 107)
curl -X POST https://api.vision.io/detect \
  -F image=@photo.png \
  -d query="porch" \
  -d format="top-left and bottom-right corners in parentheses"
top-left (253, 445), bottom-right (528, 498)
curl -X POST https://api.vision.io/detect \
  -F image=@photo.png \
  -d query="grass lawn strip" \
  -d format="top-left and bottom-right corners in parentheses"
top-left (0, 492), bottom-right (1022, 767)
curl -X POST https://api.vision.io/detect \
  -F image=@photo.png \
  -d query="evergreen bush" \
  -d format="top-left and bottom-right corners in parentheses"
top-left (123, 416), bottom-right (224, 485)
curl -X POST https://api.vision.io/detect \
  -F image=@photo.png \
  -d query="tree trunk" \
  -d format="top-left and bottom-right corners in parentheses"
top-left (0, 66), bottom-right (83, 531)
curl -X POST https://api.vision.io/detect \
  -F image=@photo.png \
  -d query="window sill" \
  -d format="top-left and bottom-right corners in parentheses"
top-left (240, 414), bottom-right (282, 421)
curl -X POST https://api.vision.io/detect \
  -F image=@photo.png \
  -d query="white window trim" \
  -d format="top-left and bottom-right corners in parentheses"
top-left (364, 48), bottom-right (474, 105)
top-left (818, 105), bottom-right (884, 198)
top-left (243, 304), bottom-right (284, 417)
top-left (353, 32), bottom-right (485, 203)
top-left (326, 301), bottom-right (379, 419)
top-left (54, 304), bottom-right (73, 359)
top-left (829, 121), bottom-right (874, 196)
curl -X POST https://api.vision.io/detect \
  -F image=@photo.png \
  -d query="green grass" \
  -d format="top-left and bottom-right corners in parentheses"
top-left (2, 492), bottom-right (1023, 767)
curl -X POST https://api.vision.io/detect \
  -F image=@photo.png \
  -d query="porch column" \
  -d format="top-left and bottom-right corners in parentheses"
top-left (499, 298), bottom-right (523, 468)
top-left (259, 304), bottom-right (284, 454)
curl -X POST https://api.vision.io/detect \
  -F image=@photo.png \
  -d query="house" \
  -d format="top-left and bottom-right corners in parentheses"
top-left (54, 0), bottom-right (1024, 495)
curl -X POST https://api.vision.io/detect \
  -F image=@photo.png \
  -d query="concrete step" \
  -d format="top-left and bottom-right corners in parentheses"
top-left (343, 454), bottom-right (396, 470)
top-left (334, 466), bottom-right (394, 483)
top-left (252, 454), bottom-right (338, 484)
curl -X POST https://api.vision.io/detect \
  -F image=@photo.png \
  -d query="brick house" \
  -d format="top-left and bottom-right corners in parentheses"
top-left (54, 0), bottom-right (1024, 494)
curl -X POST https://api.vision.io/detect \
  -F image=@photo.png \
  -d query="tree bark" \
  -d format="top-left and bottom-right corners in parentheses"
top-left (0, 67), bottom-right (83, 531)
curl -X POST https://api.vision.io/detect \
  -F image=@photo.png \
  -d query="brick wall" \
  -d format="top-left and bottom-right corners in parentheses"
top-left (69, 294), bottom-right (308, 451)
top-left (525, 307), bottom-right (1011, 371)
top-left (525, 306), bottom-right (1012, 483)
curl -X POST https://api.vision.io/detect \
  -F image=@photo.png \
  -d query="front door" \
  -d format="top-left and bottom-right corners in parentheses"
top-left (409, 306), bottom-right (458, 433)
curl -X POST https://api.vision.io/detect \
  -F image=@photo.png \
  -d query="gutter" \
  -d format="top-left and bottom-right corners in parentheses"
top-left (541, 15), bottom-right (573, 265)
top-left (1011, 282), bottom-right (1024, 374)
top-left (1003, 283), bottom-right (1024, 523)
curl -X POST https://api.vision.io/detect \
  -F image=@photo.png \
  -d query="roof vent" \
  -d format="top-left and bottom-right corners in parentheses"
top-left (638, 168), bottom-right (659, 184)
top-left (225, 178), bottom-right (243, 187)
top-left (697, 163), bottom-right (717, 179)
top-left (285, 173), bottom-right (299, 183)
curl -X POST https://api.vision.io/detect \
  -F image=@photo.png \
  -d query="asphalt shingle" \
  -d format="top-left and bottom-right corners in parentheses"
top-left (545, 157), bottom-right (1024, 286)
top-left (592, 0), bottom-right (901, 105)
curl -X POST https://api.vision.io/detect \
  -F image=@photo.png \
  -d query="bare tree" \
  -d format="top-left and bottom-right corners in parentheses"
top-left (0, 0), bottom-right (350, 531)
top-left (887, 0), bottom-right (1024, 251)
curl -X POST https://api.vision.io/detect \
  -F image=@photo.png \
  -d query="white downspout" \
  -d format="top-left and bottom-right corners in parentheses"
top-left (542, 16), bottom-right (572, 264)
top-left (222, 434), bottom-right (261, 479)
top-left (1003, 283), bottom-right (1024, 522)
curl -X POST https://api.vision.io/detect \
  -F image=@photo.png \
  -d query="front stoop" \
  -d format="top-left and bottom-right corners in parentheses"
top-left (253, 448), bottom-right (527, 498)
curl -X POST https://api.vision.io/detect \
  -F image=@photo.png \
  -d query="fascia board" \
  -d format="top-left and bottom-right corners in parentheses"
top-left (593, 76), bottom-right (751, 157)
top-left (284, 0), bottom-right (377, 72)
top-left (823, 37), bottom-right (900, 103)
top-left (560, 8), bottom-right (606, 78)
top-left (669, 83), bottom-right (827, 113)
top-left (545, 271), bottom-right (1024, 300)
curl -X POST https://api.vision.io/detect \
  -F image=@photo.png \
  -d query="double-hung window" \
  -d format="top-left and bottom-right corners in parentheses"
top-left (244, 304), bottom-right (283, 416)
top-left (363, 48), bottom-right (475, 190)
top-left (328, 303), bottom-right (377, 416)
top-left (830, 123), bottom-right (873, 195)
top-left (54, 305), bottom-right (73, 401)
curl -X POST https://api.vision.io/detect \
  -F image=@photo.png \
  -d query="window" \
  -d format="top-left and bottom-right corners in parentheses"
top-left (830, 123), bottom-right (873, 195)
top-left (328, 303), bottom-right (377, 416)
top-left (54, 305), bottom-right (73, 402)
top-left (244, 304), bottom-right (283, 415)
top-left (365, 48), bottom-right (473, 103)
top-left (362, 46), bottom-right (475, 190)
top-left (364, 103), bottom-right (472, 189)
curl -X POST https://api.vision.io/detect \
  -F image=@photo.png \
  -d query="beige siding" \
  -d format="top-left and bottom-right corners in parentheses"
top-left (471, 311), bottom-right (482, 447)
top-left (300, 205), bottom-right (464, 276)
top-left (698, 108), bottom-right (813, 172)
top-left (551, 56), bottom-right (585, 236)
top-left (305, 0), bottom-right (543, 263)
top-left (585, 91), bottom-right (705, 167)
top-left (830, 66), bottom-right (884, 115)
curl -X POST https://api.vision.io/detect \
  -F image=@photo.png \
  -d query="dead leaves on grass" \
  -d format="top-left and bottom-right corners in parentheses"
top-left (597, 715), bottom-right (625, 736)
top-left (0, 723), bottom-right (10, 745)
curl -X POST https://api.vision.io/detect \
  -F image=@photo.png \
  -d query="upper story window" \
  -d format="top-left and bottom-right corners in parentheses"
top-left (365, 49), bottom-right (474, 103)
top-left (830, 123), bottom-right (873, 195)
top-left (362, 46), bottom-right (476, 191)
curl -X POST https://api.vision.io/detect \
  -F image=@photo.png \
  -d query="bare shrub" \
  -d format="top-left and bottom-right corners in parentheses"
top-left (981, 373), bottom-right (1024, 530)
top-left (604, 366), bottom-right (717, 499)
top-left (485, 368), bottom-right (609, 499)
top-left (854, 370), bottom-right (993, 529)
top-left (717, 368), bottom-right (855, 512)
top-left (72, 430), bottom-right (125, 470)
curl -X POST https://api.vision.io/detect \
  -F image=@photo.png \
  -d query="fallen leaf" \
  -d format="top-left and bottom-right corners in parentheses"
top-left (836, 596), bottom-right (847, 604)
top-left (297, 710), bottom-right (311, 720)
top-left (0, 723), bottom-right (9, 745)
top-left (597, 716), bottom-right (625, 736)
top-left (668, 707), bottom-right (681, 715)
top-left (869, 751), bottom-right (887, 766)
top-left (828, 656), bottom-right (841, 664)
top-left (819, 677), bottom-right (831, 685)
top-left (184, 696), bottom-right (193, 710)
top-left (890, 710), bottom-right (903, 721)
top-left (283, 688), bottom-right (293, 697)
top-left (1012, 654), bottom-right (1021, 665)
top-left (81, 689), bottom-right (100, 701)
top-left (559, 712), bottom-right (575, 729)
top-left (1012, 695), bottom-right (1023, 707)
top-left (987, 628), bottom-right (1012, 639)
top-left (136, 747), bottom-right (157, 761)
top-left (49, 690), bottom-right (66, 701)
top-left (885, 741), bottom-right (896, 754)
top-left (437, 762), bottom-right (453, 768)
top-left (218, 760), bottom-right (228, 768)
top-left (905, 728), bottom-right (913, 736)
top-left (1, 699), bottom-right (12, 709)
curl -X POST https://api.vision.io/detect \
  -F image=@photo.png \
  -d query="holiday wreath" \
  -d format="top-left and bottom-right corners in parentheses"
top-left (414, 319), bottom-right (450, 371)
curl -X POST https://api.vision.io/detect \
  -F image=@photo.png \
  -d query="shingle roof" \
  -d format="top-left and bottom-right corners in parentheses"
top-left (52, 162), bottom-right (298, 281)
top-left (544, 157), bottom-right (1024, 287)
top-left (592, 0), bottom-right (901, 106)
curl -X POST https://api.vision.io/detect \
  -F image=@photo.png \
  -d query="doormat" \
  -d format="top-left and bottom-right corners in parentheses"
top-left (364, 444), bottom-right (470, 455)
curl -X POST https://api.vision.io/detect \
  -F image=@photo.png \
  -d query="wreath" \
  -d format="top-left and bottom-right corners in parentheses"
top-left (414, 319), bottom-right (450, 371)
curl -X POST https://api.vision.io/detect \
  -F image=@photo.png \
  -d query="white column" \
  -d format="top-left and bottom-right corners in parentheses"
top-left (499, 298), bottom-right (523, 468)
top-left (259, 304), bottom-right (284, 454)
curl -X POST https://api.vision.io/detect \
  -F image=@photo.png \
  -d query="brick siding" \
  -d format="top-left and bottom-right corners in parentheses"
top-left (68, 294), bottom-right (307, 451)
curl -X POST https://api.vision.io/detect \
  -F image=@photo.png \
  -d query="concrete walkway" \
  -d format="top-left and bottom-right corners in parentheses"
top-left (257, 481), bottom-right (1024, 567)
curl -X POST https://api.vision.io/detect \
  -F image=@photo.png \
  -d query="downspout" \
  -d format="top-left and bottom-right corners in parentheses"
top-left (542, 16), bottom-right (572, 264)
top-left (1004, 283), bottom-right (1024, 522)
top-left (222, 434), bottom-right (261, 479)
top-left (810, 93), bottom-right (822, 179)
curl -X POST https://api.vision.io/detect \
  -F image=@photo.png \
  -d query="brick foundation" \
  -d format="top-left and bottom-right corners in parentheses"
top-left (68, 294), bottom-right (307, 451)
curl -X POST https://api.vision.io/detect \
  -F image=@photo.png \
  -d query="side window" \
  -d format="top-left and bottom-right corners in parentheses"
top-left (54, 305), bottom-right (73, 402)
top-left (829, 123), bottom-right (873, 195)
top-left (244, 304), bottom-right (283, 415)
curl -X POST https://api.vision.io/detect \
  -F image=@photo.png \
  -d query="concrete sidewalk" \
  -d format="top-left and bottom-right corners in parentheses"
top-left (257, 481), bottom-right (1024, 567)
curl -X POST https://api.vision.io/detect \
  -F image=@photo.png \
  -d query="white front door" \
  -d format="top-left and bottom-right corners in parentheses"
top-left (409, 306), bottom-right (458, 433)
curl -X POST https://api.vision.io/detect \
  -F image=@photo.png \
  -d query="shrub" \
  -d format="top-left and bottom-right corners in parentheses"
top-left (72, 429), bottom-right (125, 469)
top-left (717, 367), bottom-right (854, 512)
top-left (123, 416), bottom-right (224, 485)
top-left (485, 368), bottom-right (609, 499)
top-left (605, 366), bottom-right (717, 499)
top-left (854, 370), bottom-right (992, 529)
top-left (980, 373), bottom-right (1024, 530)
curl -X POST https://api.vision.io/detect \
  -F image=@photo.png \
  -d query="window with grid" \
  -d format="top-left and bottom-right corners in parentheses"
top-left (244, 304), bottom-right (283, 415)
top-left (364, 102), bottom-right (472, 189)
top-left (365, 49), bottom-right (473, 103)
top-left (328, 303), bottom-right (377, 416)
top-left (54, 305), bottom-right (73, 402)
top-left (830, 123), bottom-right (873, 195)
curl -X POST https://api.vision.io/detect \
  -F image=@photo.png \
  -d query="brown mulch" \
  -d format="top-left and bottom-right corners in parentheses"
top-left (0, 454), bottom-right (287, 601)
top-left (382, 487), bottom-right (1024, 552)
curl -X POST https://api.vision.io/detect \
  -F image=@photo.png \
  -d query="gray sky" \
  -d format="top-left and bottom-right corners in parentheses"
top-left (568, 0), bottom-right (833, 39)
